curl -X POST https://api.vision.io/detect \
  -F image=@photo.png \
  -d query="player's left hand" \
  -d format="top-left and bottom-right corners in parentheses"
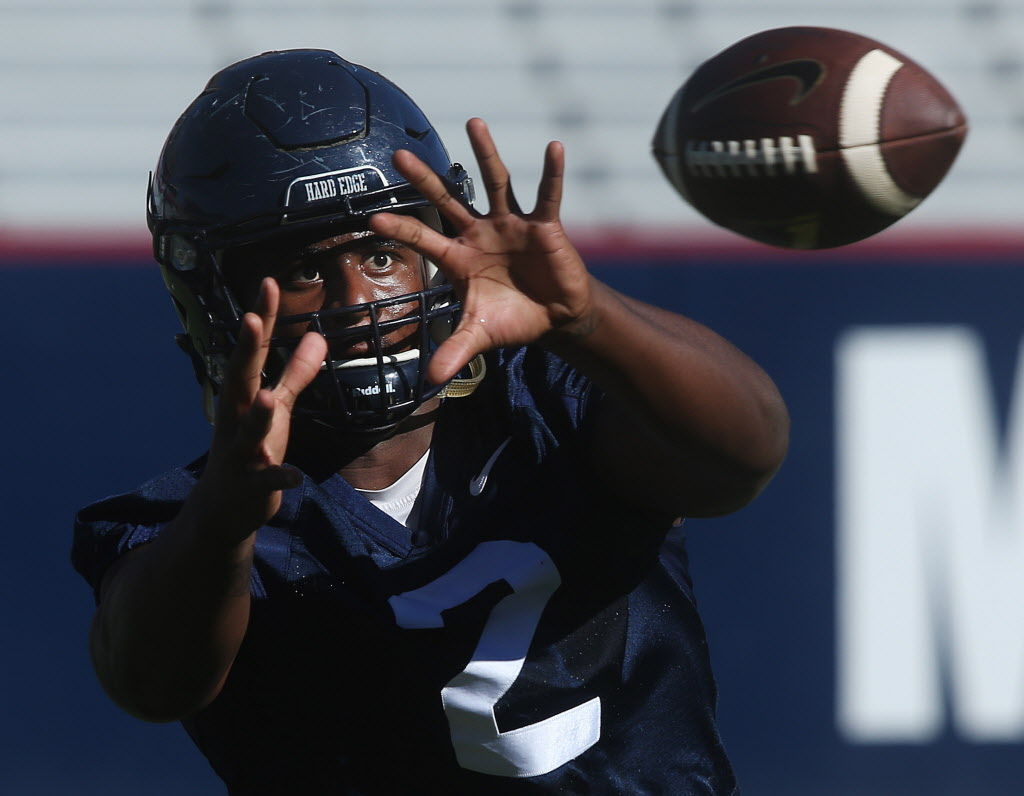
top-left (370, 117), bottom-right (594, 385)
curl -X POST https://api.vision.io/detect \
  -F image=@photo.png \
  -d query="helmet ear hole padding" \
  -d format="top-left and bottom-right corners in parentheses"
top-left (413, 204), bottom-right (485, 402)
top-left (413, 206), bottom-right (448, 289)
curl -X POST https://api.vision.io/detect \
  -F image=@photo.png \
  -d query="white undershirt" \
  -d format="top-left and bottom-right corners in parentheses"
top-left (352, 449), bottom-right (430, 528)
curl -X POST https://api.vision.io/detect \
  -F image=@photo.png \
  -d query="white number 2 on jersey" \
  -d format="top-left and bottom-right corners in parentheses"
top-left (389, 540), bottom-right (602, 778)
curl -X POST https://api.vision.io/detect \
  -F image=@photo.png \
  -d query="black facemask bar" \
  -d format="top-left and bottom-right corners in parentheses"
top-left (152, 169), bottom-right (471, 431)
top-left (154, 164), bottom-right (474, 246)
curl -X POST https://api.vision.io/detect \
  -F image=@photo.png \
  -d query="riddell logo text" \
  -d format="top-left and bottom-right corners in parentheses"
top-left (354, 383), bottom-right (396, 396)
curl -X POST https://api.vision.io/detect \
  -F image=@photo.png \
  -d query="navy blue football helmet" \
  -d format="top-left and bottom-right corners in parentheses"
top-left (148, 49), bottom-right (478, 432)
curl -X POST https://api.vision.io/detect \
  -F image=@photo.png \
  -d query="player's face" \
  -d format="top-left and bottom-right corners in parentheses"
top-left (228, 228), bottom-right (428, 358)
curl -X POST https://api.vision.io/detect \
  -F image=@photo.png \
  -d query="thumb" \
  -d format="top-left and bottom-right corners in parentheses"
top-left (428, 324), bottom-right (489, 385)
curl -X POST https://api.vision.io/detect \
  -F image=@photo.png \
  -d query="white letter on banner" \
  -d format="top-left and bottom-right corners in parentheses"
top-left (837, 326), bottom-right (1024, 742)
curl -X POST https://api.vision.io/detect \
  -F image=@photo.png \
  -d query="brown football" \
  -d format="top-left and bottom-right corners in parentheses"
top-left (652, 27), bottom-right (968, 249)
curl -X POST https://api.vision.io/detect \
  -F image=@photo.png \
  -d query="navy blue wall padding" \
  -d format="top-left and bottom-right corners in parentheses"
top-left (7, 253), bottom-right (1023, 794)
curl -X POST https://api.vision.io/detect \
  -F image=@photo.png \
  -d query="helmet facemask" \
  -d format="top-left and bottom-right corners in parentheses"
top-left (275, 283), bottom-right (456, 433)
top-left (213, 210), bottom-right (465, 434)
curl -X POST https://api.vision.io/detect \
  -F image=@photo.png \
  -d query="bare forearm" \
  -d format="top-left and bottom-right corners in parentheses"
top-left (544, 277), bottom-right (789, 514)
top-left (90, 282), bottom-right (325, 722)
top-left (90, 496), bottom-right (255, 722)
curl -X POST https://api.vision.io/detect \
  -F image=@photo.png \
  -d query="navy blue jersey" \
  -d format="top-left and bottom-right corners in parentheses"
top-left (73, 347), bottom-right (738, 795)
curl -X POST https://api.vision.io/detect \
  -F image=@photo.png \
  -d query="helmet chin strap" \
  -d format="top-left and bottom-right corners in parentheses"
top-left (328, 350), bottom-right (419, 370)
top-left (321, 344), bottom-right (486, 402)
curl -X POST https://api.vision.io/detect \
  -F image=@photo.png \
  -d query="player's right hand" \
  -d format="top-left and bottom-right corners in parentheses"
top-left (193, 278), bottom-right (327, 540)
top-left (371, 118), bottom-right (593, 387)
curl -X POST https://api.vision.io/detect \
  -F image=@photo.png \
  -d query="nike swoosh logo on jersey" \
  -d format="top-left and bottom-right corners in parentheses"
top-left (469, 436), bottom-right (513, 497)
top-left (691, 59), bottom-right (825, 113)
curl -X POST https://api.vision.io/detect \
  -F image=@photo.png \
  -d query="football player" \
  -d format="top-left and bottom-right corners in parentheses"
top-left (73, 49), bottom-right (788, 794)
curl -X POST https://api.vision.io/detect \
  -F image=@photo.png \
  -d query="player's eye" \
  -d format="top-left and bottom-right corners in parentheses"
top-left (285, 264), bottom-right (323, 285)
top-left (364, 252), bottom-right (396, 271)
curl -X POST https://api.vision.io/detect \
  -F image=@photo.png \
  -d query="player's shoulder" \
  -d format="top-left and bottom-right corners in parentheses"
top-left (75, 455), bottom-right (206, 528)
top-left (72, 456), bottom-right (207, 597)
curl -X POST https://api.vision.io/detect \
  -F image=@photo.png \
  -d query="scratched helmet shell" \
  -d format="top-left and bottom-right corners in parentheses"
top-left (147, 49), bottom-right (477, 432)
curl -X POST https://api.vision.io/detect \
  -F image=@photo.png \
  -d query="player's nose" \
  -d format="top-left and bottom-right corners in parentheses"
top-left (323, 266), bottom-right (373, 314)
top-left (316, 270), bottom-right (376, 354)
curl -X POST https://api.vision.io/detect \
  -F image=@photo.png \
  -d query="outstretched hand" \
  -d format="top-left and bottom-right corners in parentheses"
top-left (370, 117), bottom-right (595, 385)
top-left (197, 279), bottom-right (327, 538)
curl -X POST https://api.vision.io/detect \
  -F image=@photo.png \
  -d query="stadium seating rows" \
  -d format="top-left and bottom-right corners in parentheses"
top-left (0, 0), bottom-right (1020, 235)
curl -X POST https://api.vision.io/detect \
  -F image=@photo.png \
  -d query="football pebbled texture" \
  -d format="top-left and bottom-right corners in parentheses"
top-left (653, 26), bottom-right (968, 249)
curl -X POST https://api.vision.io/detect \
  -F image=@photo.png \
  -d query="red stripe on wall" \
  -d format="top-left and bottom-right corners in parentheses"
top-left (0, 228), bottom-right (152, 264)
top-left (2, 225), bottom-right (1021, 265)
top-left (570, 225), bottom-right (1024, 263)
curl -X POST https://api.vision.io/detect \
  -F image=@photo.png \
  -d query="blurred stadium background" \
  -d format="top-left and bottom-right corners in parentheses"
top-left (2, 1), bottom-right (1022, 794)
